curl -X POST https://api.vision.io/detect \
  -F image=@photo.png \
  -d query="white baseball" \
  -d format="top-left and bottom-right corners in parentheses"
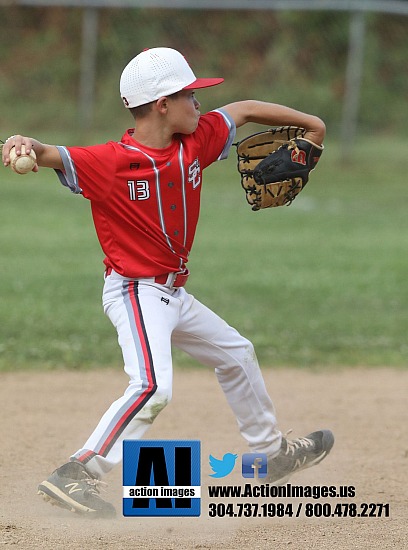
top-left (9, 145), bottom-right (37, 174)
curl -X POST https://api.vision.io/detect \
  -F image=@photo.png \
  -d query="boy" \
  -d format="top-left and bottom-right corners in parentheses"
top-left (2, 47), bottom-right (333, 518)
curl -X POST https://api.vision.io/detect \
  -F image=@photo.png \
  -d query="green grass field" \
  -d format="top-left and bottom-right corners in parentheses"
top-left (0, 136), bottom-right (406, 370)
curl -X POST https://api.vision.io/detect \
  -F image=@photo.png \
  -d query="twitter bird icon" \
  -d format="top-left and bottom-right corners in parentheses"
top-left (209, 453), bottom-right (238, 478)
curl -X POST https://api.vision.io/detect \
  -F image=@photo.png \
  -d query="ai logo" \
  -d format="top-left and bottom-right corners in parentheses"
top-left (123, 440), bottom-right (201, 516)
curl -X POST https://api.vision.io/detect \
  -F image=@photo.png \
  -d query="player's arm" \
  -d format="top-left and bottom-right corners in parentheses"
top-left (222, 100), bottom-right (326, 145)
top-left (2, 135), bottom-right (63, 171)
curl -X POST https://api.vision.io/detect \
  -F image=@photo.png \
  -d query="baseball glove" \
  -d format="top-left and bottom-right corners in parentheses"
top-left (235, 126), bottom-right (324, 211)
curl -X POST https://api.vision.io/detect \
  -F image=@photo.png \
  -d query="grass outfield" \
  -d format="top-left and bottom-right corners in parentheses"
top-left (0, 136), bottom-right (406, 370)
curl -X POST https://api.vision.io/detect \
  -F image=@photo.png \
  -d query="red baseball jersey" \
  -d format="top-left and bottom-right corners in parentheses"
top-left (55, 109), bottom-right (236, 278)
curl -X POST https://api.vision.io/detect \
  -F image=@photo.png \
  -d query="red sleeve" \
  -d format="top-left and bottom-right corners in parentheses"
top-left (55, 143), bottom-right (117, 202)
top-left (190, 109), bottom-right (236, 169)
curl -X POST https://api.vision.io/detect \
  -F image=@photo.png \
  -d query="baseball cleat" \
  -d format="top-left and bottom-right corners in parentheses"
top-left (38, 461), bottom-right (116, 518)
top-left (266, 429), bottom-right (334, 485)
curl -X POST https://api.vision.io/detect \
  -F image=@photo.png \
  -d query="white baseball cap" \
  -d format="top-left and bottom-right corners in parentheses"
top-left (120, 47), bottom-right (224, 108)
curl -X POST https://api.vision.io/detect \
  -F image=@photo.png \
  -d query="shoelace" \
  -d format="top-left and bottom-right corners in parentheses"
top-left (282, 431), bottom-right (314, 457)
top-left (285, 437), bottom-right (314, 456)
top-left (80, 471), bottom-right (108, 495)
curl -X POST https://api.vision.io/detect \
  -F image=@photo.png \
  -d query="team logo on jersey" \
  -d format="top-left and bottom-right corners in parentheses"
top-left (188, 158), bottom-right (201, 189)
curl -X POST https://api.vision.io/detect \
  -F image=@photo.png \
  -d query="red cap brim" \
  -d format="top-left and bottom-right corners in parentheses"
top-left (184, 77), bottom-right (224, 90)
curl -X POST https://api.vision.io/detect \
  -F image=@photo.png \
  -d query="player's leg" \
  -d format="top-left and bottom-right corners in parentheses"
top-left (72, 277), bottom-right (178, 476)
top-left (171, 289), bottom-right (281, 457)
top-left (38, 276), bottom-right (178, 516)
top-left (172, 289), bottom-right (334, 483)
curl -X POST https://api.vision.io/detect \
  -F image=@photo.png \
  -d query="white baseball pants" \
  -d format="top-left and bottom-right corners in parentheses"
top-left (71, 270), bottom-right (281, 478)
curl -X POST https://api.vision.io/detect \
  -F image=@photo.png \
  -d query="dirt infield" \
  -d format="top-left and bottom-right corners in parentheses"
top-left (1, 367), bottom-right (407, 549)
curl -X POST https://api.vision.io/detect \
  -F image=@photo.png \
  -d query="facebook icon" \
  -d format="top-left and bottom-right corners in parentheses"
top-left (241, 453), bottom-right (268, 479)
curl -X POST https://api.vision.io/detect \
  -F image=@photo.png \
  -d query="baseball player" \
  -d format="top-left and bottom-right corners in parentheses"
top-left (2, 47), bottom-right (334, 518)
